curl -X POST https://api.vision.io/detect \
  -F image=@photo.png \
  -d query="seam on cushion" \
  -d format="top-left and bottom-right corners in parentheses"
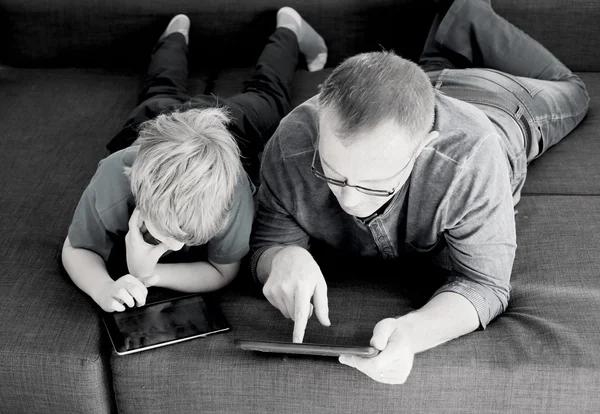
top-left (520, 193), bottom-right (600, 197)
top-left (0, 349), bottom-right (104, 364)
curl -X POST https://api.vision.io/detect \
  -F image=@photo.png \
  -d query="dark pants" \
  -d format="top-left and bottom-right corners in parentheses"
top-left (419, 0), bottom-right (590, 164)
top-left (106, 28), bottom-right (299, 181)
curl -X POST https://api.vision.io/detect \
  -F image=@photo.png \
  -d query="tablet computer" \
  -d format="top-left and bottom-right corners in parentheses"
top-left (102, 294), bottom-right (230, 356)
top-left (235, 339), bottom-right (380, 358)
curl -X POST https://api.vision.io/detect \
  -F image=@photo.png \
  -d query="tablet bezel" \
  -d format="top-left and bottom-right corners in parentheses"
top-left (235, 339), bottom-right (380, 358)
top-left (102, 294), bottom-right (230, 356)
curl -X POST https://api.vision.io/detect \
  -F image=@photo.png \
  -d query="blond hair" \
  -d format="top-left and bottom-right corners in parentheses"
top-left (125, 107), bottom-right (242, 246)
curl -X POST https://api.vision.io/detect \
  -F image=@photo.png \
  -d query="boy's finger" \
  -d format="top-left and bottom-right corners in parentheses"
top-left (127, 284), bottom-right (147, 307)
top-left (115, 288), bottom-right (135, 308)
top-left (109, 299), bottom-right (126, 313)
top-left (127, 210), bottom-right (145, 241)
top-left (128, 209), bottom-right (140, 230)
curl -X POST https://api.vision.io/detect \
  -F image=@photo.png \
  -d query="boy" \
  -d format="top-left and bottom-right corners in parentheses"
top-left (62, 8), bottom-right (327, 312)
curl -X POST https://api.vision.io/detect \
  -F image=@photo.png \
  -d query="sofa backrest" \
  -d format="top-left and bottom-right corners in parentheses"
top-left (0, 0), bottom-right (598, 71)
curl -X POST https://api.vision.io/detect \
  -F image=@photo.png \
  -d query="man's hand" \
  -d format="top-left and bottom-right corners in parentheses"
top-left (262, 246), bottom-right (331, 342)
top-left (125, 209), bottom-right (168, 278)
top-left (93, 274), bottom-right (159, 312)
top-left (339, 318), bottom-right (415, 385)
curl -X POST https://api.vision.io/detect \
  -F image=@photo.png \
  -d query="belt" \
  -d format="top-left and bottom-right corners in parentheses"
top-left (439, 88), bottom-right (532, 156)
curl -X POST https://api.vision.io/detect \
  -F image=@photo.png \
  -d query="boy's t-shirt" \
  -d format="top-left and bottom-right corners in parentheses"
top-left (68, 146), bottom-right (255, 264)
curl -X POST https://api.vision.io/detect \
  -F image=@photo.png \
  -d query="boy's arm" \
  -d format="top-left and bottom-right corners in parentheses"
top-left (62, 236), bottom-right (155, 312)
top-left (125, 209), bottom-right (241, 292)
top-left (153, 260), bottom-right (240, 292)
top-left (62, 236), bottom-right (114, 300)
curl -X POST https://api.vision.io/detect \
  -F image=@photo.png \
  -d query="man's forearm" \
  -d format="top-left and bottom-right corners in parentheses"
top-left (255, 245), bottom-right (286, 284)
top-left (154, 260), bottom-right (238, 292)
top-left (399, 291), bottom-right (480, 354)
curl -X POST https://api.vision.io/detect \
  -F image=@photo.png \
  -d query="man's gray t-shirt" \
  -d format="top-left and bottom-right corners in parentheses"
top-left (68, 145), bottom-right (255, 264)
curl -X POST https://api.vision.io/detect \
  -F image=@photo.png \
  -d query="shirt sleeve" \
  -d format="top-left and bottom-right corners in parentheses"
top-left (249, 118), bottom-right (312, 282)
top-left (433, 133), bottom-right (517, 328)
top-left (207, 173), bottom-right (256, 265)
top-left (67, 152), bottom-right (134, 261)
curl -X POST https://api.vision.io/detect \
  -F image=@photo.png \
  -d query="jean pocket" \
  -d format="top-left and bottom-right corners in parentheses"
top-left (485, 69), bottom-right (543, 97)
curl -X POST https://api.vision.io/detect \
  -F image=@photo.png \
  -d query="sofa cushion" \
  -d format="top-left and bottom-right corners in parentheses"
top-left (108, 195), bottom-right (600, 414)
top-left (1, 0), bottom-right (599, 71)
top-left (0, 0), bottom-right (433, 70)
top-left (0, 67), bottom-right (143, 413)
top-left (493, 0), bottom-right (600, 72)
top-left (1, 42), bottom-right (599, 414)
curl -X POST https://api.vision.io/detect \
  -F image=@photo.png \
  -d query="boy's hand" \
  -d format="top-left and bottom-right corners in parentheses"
top-left (94, 274), bottom-right (159, 312)
top-left (125, 209), bottom-right (168, 278)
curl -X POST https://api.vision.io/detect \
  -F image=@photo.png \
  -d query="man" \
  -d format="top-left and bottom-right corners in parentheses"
top-left (62, 8), bottom-right (327, 312)
top-left (250, 0), bottom-right (589, 384)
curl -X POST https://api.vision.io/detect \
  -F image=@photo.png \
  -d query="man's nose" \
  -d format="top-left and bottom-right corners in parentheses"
top-left (338, 185), bottom-right (363, 208)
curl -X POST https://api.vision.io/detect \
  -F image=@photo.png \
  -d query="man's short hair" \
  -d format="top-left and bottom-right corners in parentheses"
top-left (125, 107), bottom-right (242, 246)
top-left (317, 51), bottom-right (435, 144)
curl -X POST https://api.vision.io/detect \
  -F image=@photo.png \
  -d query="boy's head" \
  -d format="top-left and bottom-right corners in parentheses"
top-left (125, 107), bottom-right (242, 247)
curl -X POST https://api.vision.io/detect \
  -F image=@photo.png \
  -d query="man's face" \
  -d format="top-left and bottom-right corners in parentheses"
top-left (318, 111), bottom-right (423, 218)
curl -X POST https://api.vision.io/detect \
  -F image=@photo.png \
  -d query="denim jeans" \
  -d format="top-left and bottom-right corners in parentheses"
top-left (420, 0), bottom-right (590, 166)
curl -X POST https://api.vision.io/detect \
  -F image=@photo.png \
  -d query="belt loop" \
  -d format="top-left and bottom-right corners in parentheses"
top-left (435, 69), bottom-right (447, 90)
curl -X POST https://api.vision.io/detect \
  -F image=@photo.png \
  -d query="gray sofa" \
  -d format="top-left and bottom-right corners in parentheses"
top-left (1, 0), bottom-right (599, 413)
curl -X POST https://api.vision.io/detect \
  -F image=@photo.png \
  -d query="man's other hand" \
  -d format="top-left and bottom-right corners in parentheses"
top-left (339, 317), bottom-right (415, 384)
top-left (262, 246), bottom-right (331, 342)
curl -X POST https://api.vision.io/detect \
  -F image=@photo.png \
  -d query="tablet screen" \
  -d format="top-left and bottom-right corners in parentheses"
top-left (102, 295), bottom-right (229, 355)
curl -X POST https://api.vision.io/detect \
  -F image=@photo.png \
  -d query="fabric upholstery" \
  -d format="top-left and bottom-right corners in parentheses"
top-left (4, 0), bottom-right (598, 71)
top-left (0, 67), bottom-right (140, 413)
top-left (111, 195), bottom-right (600, 414)
top-left (0, 0), bottom-right (599, 412)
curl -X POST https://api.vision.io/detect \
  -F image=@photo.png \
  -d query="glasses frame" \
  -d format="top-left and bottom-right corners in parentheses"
top-left (310, 147), bottom-right (418, 197)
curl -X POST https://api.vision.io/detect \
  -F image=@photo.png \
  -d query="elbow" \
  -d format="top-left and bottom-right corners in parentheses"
top-left (212, 260), bottom-right (241, 289)
top-left (61, 236), bottom-right (73, 264)
top-left (218, 268), bottom-right (238, 287)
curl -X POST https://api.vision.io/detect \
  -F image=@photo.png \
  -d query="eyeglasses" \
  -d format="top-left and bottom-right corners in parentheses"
top-left (311, 147), bottom-right (416, 197)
